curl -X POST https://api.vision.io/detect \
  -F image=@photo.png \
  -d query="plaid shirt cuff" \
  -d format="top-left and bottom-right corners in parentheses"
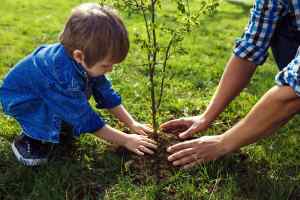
top-left (275, 55), bottom-right (300, 95)
top-left (234, 38), bottom-right (268, 66)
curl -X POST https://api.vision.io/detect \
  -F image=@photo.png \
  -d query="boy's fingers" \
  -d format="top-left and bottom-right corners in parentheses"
top-left (137, 130), bottom-right (147, 136)
top-left (139, 145), bottom-right (154, 155)
top-left (143, 125), bottom-right (153, 133)
top-left (141, 141), bottom-right (158, 149)
top-left (142, 137), bottom-right (157, 144)
top-left (141, 126), bottom-right (153, 134)
top-left (134, 149), bottom-right (145, 156)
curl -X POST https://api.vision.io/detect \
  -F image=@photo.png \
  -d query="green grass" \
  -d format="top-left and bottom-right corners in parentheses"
top-left (0, 0), bottom-right (299, 199)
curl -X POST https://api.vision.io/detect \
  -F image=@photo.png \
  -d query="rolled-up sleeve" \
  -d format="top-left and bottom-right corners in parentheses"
top-left (92, 76), bottom-right (122, 109)
top-left (234, 0), bottom-right (287, 65)
top-left (275, 54), bottom-right (300, 95)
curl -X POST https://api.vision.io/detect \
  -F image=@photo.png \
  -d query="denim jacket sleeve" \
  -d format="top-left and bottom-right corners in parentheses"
top-left (92, 76), bottom-right (122, 109)
top-left (40, 81), bottom-right (106, 135)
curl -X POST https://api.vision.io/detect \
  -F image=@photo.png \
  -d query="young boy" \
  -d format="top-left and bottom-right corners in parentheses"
top-left (0, 3), bottom-right (157, 166)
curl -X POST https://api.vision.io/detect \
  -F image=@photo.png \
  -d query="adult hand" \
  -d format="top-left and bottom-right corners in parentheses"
top-left (160, 115), bottom-right (211, 139)
top-left (167, 135), bottom-right (228, 169)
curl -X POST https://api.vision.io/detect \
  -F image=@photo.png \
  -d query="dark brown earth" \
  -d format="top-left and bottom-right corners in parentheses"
top-left (117, 125), bottom-right (190, 184)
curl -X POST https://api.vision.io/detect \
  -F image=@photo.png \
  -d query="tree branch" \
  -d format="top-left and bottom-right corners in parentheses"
top-left (157, 33), bottom-right (175, 110)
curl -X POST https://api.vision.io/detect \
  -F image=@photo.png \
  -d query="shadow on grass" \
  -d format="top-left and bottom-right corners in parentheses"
top-left (112, 120), bottom-right (300, 199)
top-left (152, 152), bottom-right (300, 199)
top-left (220, 154), bottom-right (300, 199)
top-left (199, 119), bottom-right (300, 199)
top-left (1, 131), bottom-right (299, 199)
top-left (0, 135), bottom-right (128, 200)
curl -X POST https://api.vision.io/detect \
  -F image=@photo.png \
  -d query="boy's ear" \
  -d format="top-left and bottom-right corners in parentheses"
top-left (72, 50), bottom-right (85, 65)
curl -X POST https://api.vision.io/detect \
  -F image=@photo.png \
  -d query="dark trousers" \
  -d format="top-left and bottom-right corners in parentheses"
top-left (60, 121), bottom-right (74, 143)
top-left (270, 14), bottom-right (300, 70)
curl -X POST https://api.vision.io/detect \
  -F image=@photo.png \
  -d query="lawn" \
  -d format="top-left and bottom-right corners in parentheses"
top-left (0, 0), bottom-right (299, 199)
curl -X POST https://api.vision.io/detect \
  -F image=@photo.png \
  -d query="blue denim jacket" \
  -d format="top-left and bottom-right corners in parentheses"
top-left (0, 43), bottom-right (122, 143)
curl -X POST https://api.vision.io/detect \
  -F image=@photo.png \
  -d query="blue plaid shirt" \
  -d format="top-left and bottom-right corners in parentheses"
top-left (275, 51), bottom-right (300, 95)
top-left (234, 0), bottom-right (300, 65)
top-left (234, 0), bottom-right (300, 95)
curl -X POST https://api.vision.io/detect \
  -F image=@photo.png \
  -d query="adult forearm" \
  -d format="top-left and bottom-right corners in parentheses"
top-left (204, 55), bottom-right (257, 122)
top-left (222, 86), bottom-right (300, 153)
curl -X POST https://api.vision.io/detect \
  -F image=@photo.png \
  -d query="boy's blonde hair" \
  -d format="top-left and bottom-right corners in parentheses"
top-left (59, 3), bottom-right (129, 67)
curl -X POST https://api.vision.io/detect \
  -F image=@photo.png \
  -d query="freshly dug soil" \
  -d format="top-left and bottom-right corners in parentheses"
top-left (117, 125), bottom-right (190, 184)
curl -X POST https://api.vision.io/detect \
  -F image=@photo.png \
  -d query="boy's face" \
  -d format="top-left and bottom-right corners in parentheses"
top-left (73, 50), bottom-right (116, 77)
top-left (83, 57), bottom-right (116, 77)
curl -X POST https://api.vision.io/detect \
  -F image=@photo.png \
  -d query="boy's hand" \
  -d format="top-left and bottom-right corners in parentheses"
top-left (128, 121), bottom-right (153, 136)
top-left (124, 134), bottom-right (157, 156)
top-left (109, 105), bottom-right (153, 135)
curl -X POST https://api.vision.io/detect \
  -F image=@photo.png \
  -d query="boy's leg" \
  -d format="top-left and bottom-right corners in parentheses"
top-left (270, 14), bottom-right (300, 70)
top-left (11, 132), bottom-right (54, 166)
top-left (12, 121), bottom-right (75, 166)
top-left (59, 121), bottom-right (74, 145)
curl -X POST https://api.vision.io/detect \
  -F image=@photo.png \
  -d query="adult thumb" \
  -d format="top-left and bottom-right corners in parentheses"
top-left (178, 127), bottom-right (195, 139)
